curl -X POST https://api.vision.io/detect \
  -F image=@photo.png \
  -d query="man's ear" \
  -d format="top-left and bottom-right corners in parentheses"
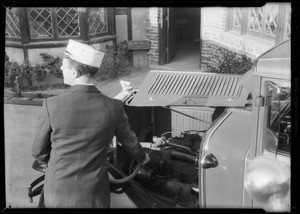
top-left (72, 69), bottom-right (79, 78)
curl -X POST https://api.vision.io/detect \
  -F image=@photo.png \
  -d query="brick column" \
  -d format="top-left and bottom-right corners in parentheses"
top-left (146, 7), bottom-right (162, 66)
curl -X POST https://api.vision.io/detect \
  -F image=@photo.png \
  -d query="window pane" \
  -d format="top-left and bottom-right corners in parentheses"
top-left (267, 82), bottom-right (291, 155)
top-left (28, 8), bottom-right (54, 39)
top-left (88, 8), bottom-right (108, 36)
top-left (233, 8), bottom-right (242, 30)
top-left (248, 7), bottom-right (263, 33)
top-left (264, 4), bottom-right (279, 37)
top-left (57, 7), bottom-right (80, 37)
top-left (5, 8), bottom-right (21, 38)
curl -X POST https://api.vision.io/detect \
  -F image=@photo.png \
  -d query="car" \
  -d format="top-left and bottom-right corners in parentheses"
top-left (28, 40), bottom-right (291, 211)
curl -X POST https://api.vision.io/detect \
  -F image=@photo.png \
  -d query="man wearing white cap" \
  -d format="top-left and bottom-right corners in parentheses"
top-left (32, 40), bottom-right (149, 208)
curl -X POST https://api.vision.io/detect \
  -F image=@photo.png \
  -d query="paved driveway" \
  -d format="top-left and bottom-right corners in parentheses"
top-left (4, 104), bottom-right (44, 208)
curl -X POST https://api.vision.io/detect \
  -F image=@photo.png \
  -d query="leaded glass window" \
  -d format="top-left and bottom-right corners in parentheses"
top-left (5, 7), bottom-right (114, 43)
top-left (248, 7), bottom-right (263, 33)
top-left (88, 8), bottom-right (108, 36)
top-left (227, 3), bottom-right (291, 44)
top-left (233, 8), bottom-right (242, 31)
top-left (28, 8), bottom-right (54, 39)
top-left (264, 4), bottom-right (279, 37)
top-left (248, 4), bottom-right (279, 38)
top-left (6, 8), bottom-right (21, 39)
top-left (56, 7), bottom-right (80, 37)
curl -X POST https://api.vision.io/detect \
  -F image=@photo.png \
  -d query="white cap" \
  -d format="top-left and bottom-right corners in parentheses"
top-left (65, 40), bottom-right (105, 68)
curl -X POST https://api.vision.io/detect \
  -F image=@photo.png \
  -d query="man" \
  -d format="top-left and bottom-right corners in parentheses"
top-left (32, 40), bottom-right (149, 208)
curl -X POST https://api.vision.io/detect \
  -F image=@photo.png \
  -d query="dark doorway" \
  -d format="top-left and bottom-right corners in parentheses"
top-left (160, 8), bottom-right (201, 70)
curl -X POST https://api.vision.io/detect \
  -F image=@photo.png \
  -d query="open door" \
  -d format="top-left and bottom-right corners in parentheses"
top-left (166, 8), bottom-right (176, 63)
top-left (160, 8), bottom-right (177, 65)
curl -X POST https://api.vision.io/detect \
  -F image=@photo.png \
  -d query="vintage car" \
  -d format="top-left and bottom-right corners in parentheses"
top-left (28, 40), bottom-right (291, 211)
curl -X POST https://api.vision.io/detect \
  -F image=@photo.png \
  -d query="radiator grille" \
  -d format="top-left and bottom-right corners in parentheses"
top-left (171, 106), bottom-right (214, 137)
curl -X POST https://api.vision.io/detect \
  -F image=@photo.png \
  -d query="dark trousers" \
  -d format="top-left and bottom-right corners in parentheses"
top-left (38, 189), bottom-right (110, 208)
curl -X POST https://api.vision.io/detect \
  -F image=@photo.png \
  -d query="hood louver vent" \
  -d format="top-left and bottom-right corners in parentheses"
top-left (148, 73), bottom-right (241, 97)
top-left (130, 70), bottom-right (250, 107)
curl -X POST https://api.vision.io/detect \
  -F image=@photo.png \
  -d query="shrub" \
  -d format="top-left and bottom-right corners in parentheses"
top-left (94, 40), bottom-right (132, 81)
top-left (206, 47), bottom-right (253, 75)
top-left (39, 53), bottom-right (63, 79)
top-left (4, 52), bottom-right (62, 91)
top-left (4, 41), bottom-right (131, 91)
top-left (4, 53), bottom-right (22, 89)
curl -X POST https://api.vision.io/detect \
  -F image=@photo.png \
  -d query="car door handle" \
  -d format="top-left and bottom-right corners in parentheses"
top-left (201, 153), bottom-right (218, 169)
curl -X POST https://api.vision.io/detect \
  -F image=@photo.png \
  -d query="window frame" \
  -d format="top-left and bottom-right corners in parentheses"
top-left (5, 7), bottom-right (115, 44)
top-left (226, 3), bottom-right (291, 44)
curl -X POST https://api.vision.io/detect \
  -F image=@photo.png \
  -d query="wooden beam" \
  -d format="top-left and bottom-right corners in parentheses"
top-left (127, 7), bottom-right (132, 41)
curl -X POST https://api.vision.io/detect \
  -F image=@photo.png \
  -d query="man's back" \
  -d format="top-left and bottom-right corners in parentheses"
top-left (34, 85), bottom-right (123, 208)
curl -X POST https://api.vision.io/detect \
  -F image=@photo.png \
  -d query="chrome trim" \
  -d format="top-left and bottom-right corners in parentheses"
top-left (242, 147), bottom-right (251, 208)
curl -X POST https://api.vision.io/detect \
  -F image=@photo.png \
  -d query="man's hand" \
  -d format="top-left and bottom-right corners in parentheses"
top-left (142, 152), bottom-right (150, 165)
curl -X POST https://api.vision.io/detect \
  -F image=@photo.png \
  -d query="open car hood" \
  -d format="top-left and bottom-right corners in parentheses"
top-left (129, 70), bottom-right (250, 107)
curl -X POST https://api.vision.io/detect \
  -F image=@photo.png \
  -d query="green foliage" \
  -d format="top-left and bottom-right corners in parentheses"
top-left (5, 41), bottom-right (130, 91)
top-left (4, 52), bottom-right (62, 91)
top-left (39, 53), bottom-right (63, 79)
top-left (206, 47), bottom-right (253, 74)
top-left (94, 40), bottom-right (132, 81)
top-left (5, 53), bottom-right (21, 88)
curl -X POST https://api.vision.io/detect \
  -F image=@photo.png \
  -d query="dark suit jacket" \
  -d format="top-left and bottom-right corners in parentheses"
top-left (32, 85), bottom-right (145, 208)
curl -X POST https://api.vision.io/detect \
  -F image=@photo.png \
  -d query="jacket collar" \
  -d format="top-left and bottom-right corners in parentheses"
top-left (69, 84), bottom-right (101, 93)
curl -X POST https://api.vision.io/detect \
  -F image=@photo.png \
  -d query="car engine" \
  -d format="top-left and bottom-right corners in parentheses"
top-left (110, 130), bottom-right (203, 208)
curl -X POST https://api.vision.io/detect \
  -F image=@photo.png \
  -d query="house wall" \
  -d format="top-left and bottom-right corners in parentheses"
top-left (5, 47), bottom-right (25, 65)
top-left (132, 8), bottom-right (148, 41)
top-left (200, 7), bottom-right (275, 70)
top-left (131, 8), bottom-right (149, 68)
top-left (115, 8), bottom-right (128, 44)
top-left (115, 8), bottom-right (152, 68)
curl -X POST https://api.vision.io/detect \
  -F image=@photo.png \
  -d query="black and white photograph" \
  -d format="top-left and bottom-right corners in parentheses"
top-left (2, 2), bottom-right (297, 212)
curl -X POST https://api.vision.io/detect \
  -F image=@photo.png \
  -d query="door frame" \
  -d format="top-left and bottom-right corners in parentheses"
top-left (159, 7), bottom-right (202, 68)
top-left (159, 8), bottom-right (167, 65)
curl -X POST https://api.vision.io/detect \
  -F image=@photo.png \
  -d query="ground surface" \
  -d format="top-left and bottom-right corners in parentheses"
top-left (4, 104), bottom-right (43, 208)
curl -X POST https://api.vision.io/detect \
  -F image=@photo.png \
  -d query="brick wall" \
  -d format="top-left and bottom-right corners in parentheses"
top-left (146, 7), bottom-right (162, 65)
top-left (201, 7), bottom-right (274, 70)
